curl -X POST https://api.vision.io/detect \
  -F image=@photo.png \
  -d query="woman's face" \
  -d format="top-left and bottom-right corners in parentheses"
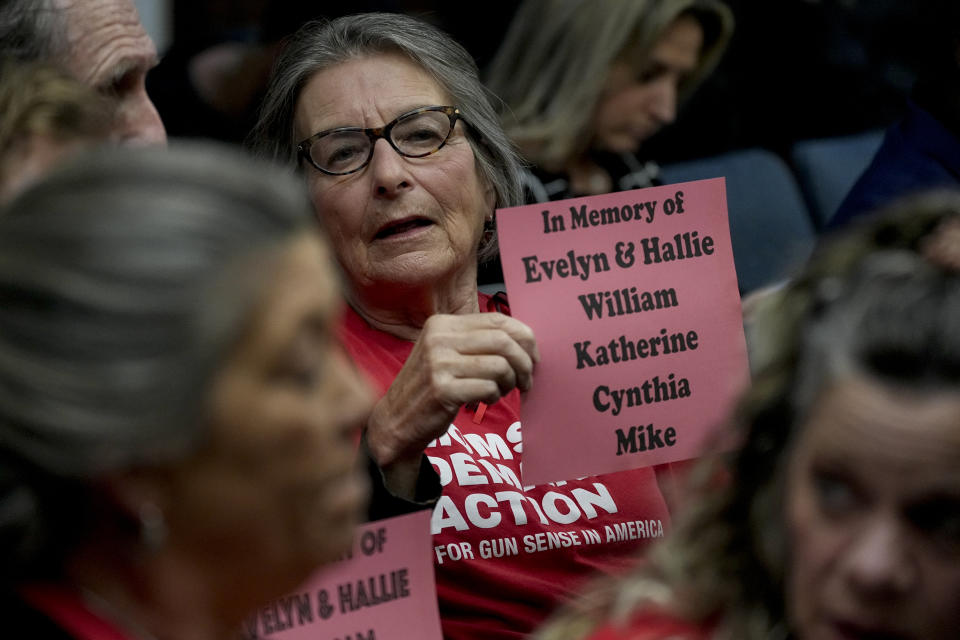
top-left (293, 53), bottom-right (495, 292)
top-left (785, 377), bottom-right (960, 640)
top-left (162, 233), bottom-right (372, 597)
top-left (591, 15), bottom-right (703, 154)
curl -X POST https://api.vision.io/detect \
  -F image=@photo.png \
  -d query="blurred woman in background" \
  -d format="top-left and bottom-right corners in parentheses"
top-left (486, 0), bottom-right (732, 203)
top-left (0, 143), bottom-right (372, 640)
top-left (533, 192), bottom-right (960, 640)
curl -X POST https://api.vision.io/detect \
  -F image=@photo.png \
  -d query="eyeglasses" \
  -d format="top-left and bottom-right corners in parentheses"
top-left (297, 105), bottom-right (462, 175)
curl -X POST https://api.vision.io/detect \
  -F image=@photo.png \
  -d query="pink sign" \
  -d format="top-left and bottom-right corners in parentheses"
top-left (242, 511), bottom-right (442, 640)
top-left (497, 178), bottom-right (749, 486)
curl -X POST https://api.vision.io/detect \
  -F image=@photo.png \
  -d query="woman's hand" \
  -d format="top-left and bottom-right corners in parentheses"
top-left (365, 312), bottom-right (539, 498)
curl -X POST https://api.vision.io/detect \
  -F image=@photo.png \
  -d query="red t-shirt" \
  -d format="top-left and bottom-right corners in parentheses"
top-left (19, 584), bottom-right (132, 640)
top-left (341, 294), bottom-right (672, 640)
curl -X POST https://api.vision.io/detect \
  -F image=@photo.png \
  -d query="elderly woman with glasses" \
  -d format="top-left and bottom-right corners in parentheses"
top-left (251, 13), bottom-right (676, 640)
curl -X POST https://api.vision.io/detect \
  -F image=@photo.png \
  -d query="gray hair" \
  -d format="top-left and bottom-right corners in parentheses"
top-left (486, 0), bottom-right (733, 169)
top-left (0, 141), bottom-right (312, 579)
top-left (247, 12), bottom-right (524, 262)
top-left (0, 0), bottom-right (64, 63)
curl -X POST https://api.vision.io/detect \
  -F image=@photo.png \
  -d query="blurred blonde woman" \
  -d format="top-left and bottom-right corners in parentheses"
top-left (486, 0), bottom-right (732, 202)
top-left (0, 143), bottom-right (372, 640)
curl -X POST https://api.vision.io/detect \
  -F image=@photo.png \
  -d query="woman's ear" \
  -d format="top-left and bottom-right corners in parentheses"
top-left (98, 468), bottom-right (172, 550)
top-left (483, 178), bottom-right (496, 213)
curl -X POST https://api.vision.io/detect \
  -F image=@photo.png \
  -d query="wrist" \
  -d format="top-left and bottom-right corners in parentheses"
top-left (365, 399), bottom-right (421, 468)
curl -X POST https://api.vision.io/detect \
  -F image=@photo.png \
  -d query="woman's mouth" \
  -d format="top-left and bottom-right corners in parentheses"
top-left (373, 217), bottom-right (433, 240)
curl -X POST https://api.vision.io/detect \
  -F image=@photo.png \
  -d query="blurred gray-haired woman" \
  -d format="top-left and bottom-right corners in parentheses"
top-left (0, 143), bottom-right (372, 640)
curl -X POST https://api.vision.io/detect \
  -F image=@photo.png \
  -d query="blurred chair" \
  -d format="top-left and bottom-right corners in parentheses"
top-left (789, 128), bottom-right (885, 229)
top-left (660, 148), bottom-right (815, 294)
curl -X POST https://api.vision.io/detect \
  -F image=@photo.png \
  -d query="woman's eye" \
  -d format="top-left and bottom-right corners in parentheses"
top-left (813, 469), bottom-right (861, 516)
top-left (636, 70), bottom-right (655, 83)
top-left (411, 127), bottom-right (441, 140)
top-left (635, 64), bottom-right (665, 84)
top-left (287, 366), bottom-right (320, 389)
top-left (324, 145), bottom-right (363, 166)
top-left (273, 348), bottom-right (324, 390)
top-left (908, 500), bottom-right (960, 552)
top-left (270, 362), bottom-right (320, 390)
top-left (397, 127), bottom-right (443, 147)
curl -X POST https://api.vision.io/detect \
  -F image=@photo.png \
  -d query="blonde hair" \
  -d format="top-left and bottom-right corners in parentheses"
top-left (0, 57), bottom-right (112, 160)
top-left (486, 0), bottom-right (733, 170)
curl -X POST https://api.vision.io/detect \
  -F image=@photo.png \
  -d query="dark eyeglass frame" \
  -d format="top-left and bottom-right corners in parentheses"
top-left (297, 105), bottom-right (462, 175)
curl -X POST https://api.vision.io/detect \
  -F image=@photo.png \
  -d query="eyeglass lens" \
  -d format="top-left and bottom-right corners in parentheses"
top-left (309, 110), bottom-right (453, 174)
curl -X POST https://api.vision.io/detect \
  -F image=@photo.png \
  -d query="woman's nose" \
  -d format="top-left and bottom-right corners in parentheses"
top-left (647, 78), bottom-right (678, 125)
top-left (843, 519), bottom-right (918, 600)
top-left (368, 137), bottom-right (412, 197)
